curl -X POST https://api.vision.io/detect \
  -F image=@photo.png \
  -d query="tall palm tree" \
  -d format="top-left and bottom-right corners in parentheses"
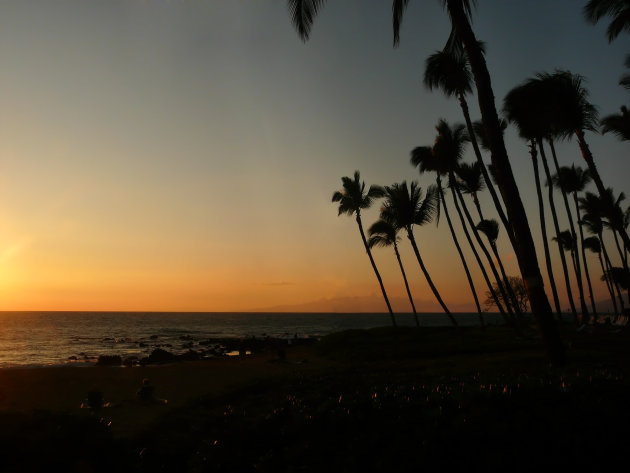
top-left (380, 181), bottom-right (458, 326)
top-left (423, 48), bottom-right (512, 242)
top-left (368, 219), bottom-right (419, 327)
top-left (541, 70), bottom-right (630, 252)
top-left (580, 191), bottom-right (627, 312)
top-left (434, 119), bottom-right (517, 323)
top-left (503, 82), bottom-right (567, 320)
top-left (584, 236), bottom-right (619, 315)
top-left (584, 0), bottom-right (630, 42)
top-left (289, 0), bottom-right (564, 361)
top-left (332, 171), bottom-right (396, 327)
top-left (601, 105), bottom-right (630, 141)
top-left (552, 165), bottom-right (597, 317)
top-left (410, 145), bottom-right (485, 323)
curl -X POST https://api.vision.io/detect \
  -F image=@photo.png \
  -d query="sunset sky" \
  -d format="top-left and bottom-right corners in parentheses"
top-left (0, 0), bottom-right (628, 312)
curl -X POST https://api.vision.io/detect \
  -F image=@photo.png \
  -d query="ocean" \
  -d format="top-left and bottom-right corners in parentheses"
top-left (0, 311), bottom-right (500, 368)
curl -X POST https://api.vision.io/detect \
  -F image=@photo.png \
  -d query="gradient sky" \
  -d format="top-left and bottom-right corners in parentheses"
top-left (0, 0), bottom-right (627, 312)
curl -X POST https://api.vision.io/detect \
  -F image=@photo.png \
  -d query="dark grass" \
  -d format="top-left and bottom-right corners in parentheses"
top-left (1, 323), bottom-right (628, 472)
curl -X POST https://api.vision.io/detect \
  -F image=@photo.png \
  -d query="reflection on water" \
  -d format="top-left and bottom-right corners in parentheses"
top-left (0, 312), bottom-right (498, 368)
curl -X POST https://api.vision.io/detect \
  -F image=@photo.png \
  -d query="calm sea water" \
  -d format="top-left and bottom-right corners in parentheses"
top-left (0, 312), bottom-right (500, 368)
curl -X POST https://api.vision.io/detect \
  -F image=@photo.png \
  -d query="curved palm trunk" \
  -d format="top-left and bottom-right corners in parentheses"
top-left (437, 179), bottom-right (485, 326)
top-left (530, 141), bottom-right (563, 319)
top-left (547, 141), bottom-right (589, 321)
top-left (575, 129), bottom-right (630, 251)
top-left (393, 241), bottom-right (419, 327)
top-left (538, 138), bottom-right (579, 322)
top-left (458, 93), bottom-right (514, 246)
top-left (490, 239), bottom-right (523, 317)
top-left (406, 228), bottom-right (457, 327)
top-left (356, 214), bottom-right (396, 327)
top-left (573, 193), bottom-right (597, 318)
top-left (447, 0), bottom-right (564, 363)
top-left (453, 175), bottom-right (519, 321)
top-left (601, 233), bottom-right (626, 313)
top-left (472, 194), bottom-right (484, 221)
top-left (449, 172), bottom-right (511, 323)
top-left (611, 229), bottom-right (630, 305)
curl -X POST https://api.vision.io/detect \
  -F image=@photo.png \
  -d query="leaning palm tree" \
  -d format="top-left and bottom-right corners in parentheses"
top-left (584, 0), bottom-right (630, 42)
top-left (552, 165), bottom-right (597, 317)
top-left (332, 171), bottom-right (396, 327)
top-left (580, 191), bottom-right (627, 312)
top-left (541, 70), bottom-right (630, 252)
top-left (289, 0), bottom-right (564, 361)
top-left (503, 81), bottom-right (567, 320)
top-left (380, 181), bottom-right (457, 326)
top-left (423, 48), bottom-right (512, 242)
top-left (368, 219), bottom-right (419, 327)
top-left (584, 236), bottom-right (619, 315)
top-left (411, 143), bottom-right (487, 323)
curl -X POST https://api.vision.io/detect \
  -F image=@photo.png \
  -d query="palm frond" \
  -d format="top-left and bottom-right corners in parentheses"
top-left (583, 236), bottom-right (602, 254)
top-left (476, 218), bottom-right (499, 243)
top-left (392, 0), bottom-right (411, 47)
top-left (288, 0), bottom-right (327, 41)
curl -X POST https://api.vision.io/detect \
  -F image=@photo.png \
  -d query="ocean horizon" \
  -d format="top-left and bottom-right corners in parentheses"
top-left (0, 311), bottom-right (502, 368)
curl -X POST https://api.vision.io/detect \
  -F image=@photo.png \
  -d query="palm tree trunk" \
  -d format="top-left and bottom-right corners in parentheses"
top-left (458, 93), bottom-right (514, 246)
top-left (611, 229), bottom-right (630, 305)
top-left (575, 129), bottom-right (630, 251)
top-left (406, 228), bottom-right (457, 327)
top-left (356, 214), bottom-right (396, 327)
top-left (453, 174), bottom-right (518, 321)
top-left (547, 140), bottom-right (589, 322)
top-left (447, 0), bottom-right (564, 363)
top-left (393, 242), bottom-right (419, 327)
top-left (601, 233), bottom-right (626, 313)
top-left (448, 171), bottom-right (511, 323)
top-left (437, 179), bottom-right (485, 326)
top-left (573, 193), bottom-right (597, 318)
top-left (530, 140), bottom-right (563, 319)
top-left (538, 138), bottom-right (579, 322)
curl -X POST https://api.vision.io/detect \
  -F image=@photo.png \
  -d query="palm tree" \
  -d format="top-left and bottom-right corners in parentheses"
top-left (584, 0), bottom-right (630, 42)
top-left (410, 145), bottom-right (485, 323)
top-left (456, 161), bottom-right (486, 221)
top-left (380, 181), bottom-right (458, 326)
top-left (601, 105), bottom-right (630, 141)
top-left (584, 236), bottom-right (619, 315)
top-left (332, 171), bottom-right (396, 327)
top-left (477, 218), bottom-right (523, 316)
top-left (552, 165), bottom-right (597, 317)
top-left (368, 219), bottom-right (419, 327)
top-left (503, 82), bottom-right (567, 320)
top-left (289, 0), bottom-right (564, 362)
top-left (434, 119), bottom-right (517, 323)
top-left (580, 191), bottom-right (627, 312)
top-left (423, 48), bottom-right (512, 242)
top-left (541, 70), bottom-right (630, 252)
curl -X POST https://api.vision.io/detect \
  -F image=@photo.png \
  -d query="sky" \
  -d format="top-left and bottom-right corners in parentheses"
top-left (0, 0), bottom-right (628, 312)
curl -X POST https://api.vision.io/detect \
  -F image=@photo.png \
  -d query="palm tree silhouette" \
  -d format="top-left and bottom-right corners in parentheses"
top-left (368, 218), bottom-right (419, 327)
top-left (583, 236), bottom-right (619, 315)
top-left (332, 171), bottom-right (396, 327)
top-left (580, 191), bottom-right (626, 313)
top-left (423, 48), bottom-right (512, 243)
top-left (552, 165), bottom-right (597, 317)
top-left (503, 81), bottom-right (567, 320)
top-left (289, 0), bottom-right (563, 361)
top-left (456, 161), bottom-right (486, 221)
top-left (411, 142), bottom-right (486, 323)
top-left (380, 181), bottom-right (457, 326)
top-left (541, 70), bottom-right (630, 252)
top-left (584, 0), bottom-right (630, 42)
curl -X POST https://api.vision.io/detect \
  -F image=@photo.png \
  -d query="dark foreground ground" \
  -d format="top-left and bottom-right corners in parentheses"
top-left (1, 321), bottom-right (628, 472)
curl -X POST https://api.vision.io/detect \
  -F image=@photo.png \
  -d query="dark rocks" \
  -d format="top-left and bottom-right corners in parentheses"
top-left (96, 355), bottom-right (122, 366)
top-left (146, 348), bottom-right (176, 363)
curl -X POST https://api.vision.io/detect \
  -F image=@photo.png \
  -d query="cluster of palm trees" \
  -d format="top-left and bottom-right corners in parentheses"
top-left (289, 0), bottom-right (630, 362)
